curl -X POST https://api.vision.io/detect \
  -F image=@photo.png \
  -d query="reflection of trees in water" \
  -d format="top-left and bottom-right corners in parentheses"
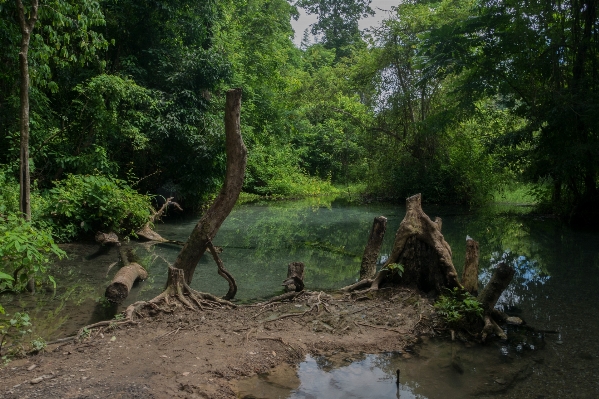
top-left (479, 250), bottom-right (550, 311)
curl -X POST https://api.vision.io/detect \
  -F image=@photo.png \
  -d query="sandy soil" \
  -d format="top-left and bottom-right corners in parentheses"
top-left (0, 287), bottom-right (437, 399)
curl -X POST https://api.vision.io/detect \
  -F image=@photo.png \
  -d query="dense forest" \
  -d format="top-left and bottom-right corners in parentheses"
top-left (0, 0), bottom-right (597, 290)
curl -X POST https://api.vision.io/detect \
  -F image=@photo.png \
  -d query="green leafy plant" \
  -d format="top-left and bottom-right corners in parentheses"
top-left (384, 263), bottom-right (404, 278)
top-left (0, 214), bottom-right (65, 292)
top-left (434, 287), bottom-right (484, 327)
top-left (30, 337), bottom-right (47, 353)
top-left (0, 312), bottom-right (33, 361)
top-left (43, 174), bottom-right (153, 241)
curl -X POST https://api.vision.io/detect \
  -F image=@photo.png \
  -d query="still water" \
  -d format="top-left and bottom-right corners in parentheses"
top-left (2, 197), bottom-right (599, 398)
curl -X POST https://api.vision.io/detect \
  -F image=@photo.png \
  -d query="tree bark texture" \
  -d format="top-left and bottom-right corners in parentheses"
top-left (385, 194), bottom-right (460, 293)
top-left (17, 0), bottom-right (39, 221)
top-left (461, 236), bottom-right (479, 295)
top-left (283, 262), bottom-right (305, 292)
top-left (477, 262), bottom-right (515, 341)
top-left (105, 247), bottom-right (148, 304)
top-left (477, 262), bottom-right (515, 314)
top-left (171, 89), bottom-right (247, 284)
top-left (359, 216), bottom-right (387, 281)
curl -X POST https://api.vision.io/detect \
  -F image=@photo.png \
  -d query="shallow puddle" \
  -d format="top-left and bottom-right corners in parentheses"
top-left (234, 336), bottom-right (542, 399)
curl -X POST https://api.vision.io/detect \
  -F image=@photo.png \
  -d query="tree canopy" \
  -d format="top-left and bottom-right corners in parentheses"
top-left (0, 0), bottom-right (597, 230)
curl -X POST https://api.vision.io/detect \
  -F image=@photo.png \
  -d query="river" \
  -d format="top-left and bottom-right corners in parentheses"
top-left (2, 197), bottom-right (598, 398)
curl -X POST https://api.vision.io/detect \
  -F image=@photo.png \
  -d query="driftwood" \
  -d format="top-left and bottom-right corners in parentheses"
top-left (461, 236), bottom-right (479, 295)
top-left (283, 262), bottom-right (305, 292)
top-left (136, 197), bottom-right (184, 244)
top-left (105, 247), bottom-right (148, 304)
top-left (359, 216), bottom-right (387, 280)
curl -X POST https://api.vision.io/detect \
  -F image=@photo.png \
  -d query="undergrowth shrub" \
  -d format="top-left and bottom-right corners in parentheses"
top-left (42, 174), bottom-right (153, 241)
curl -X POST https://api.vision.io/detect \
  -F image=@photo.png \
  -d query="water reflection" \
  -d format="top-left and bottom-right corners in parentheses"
top-left (479, 250), bottom-right (551, 312)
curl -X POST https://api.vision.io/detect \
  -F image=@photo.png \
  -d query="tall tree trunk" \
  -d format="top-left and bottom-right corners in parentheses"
top-left (171, 89), bottom-right (247, 284)
top-left (17, 0), bottom-right (39, 221)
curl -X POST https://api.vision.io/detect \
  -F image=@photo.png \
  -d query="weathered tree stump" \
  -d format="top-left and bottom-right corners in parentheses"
top-left (477, 262), bottom-right (515, 341)
top-left (342, 194), bottom-right (460, 293)
top-left (386, 194), bottom-right (460, 293)
top-left (359, 216), bottom-right (387, 281)
top-left (461, 236), bottom-right (479, 295)
top-left (283, 262), bottom-right (305, 292)
top-left (105, 247), bottom-right (148, 304)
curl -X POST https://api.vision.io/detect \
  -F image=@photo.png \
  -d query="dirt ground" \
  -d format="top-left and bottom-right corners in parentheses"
top-left (0, 287), bottom-right (439, 399)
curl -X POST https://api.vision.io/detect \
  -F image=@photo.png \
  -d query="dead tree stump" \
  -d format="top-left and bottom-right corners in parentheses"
top-left (105, 247), bottom-right (148, 304)
top-left (341, 194), bottom-right (460, 293)
top-left (359, 216), bottom-right (387, 280)
top-left (283, 262), bottom-right (305, 292)
top-left (461, 236), bottom-right (480, 295)
top-left (384, 193), bottom-right (460, 293)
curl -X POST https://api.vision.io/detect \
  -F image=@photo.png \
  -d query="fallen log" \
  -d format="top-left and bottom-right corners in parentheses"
top-left (105, 247), bottom-right (148, 304)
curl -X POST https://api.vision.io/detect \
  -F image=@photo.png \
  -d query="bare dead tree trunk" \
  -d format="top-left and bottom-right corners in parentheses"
top-left (461, 236), bottom-right (479, 295)
top-left (359, 216), bottom-right (387, 281)
top-left (171, 88), bottom-right (247, 285)
top-left (17, 0), bottom-right (39, 221)
top-left (477, 262), bottom-right (515, 341)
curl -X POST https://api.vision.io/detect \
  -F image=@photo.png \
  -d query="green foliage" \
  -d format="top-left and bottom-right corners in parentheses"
top-left (434, 287), bottom-right (483, 327)
top-left (0, 311), bottom-right (33, 361)
top-left (245, 144), bottom-right (339, 198)
top-left (0, 213), bottom-right (65, 292)
top-left (297, 0), bottom-right (373, 58)
top-left (43, 174), bottom-right (152, 241)
top-left (384, 263), bottom-right (404, 278)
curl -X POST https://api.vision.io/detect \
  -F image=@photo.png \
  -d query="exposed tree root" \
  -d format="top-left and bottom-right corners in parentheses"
top-left (208, 240), bottom-right (237, 300)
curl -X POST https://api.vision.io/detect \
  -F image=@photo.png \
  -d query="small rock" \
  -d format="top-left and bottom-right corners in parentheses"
top-left (272, 351), bottom-right (276, 357)
top-left (160, 355), bottom-right (168, 358)
top-left (27, 364), bottom-right (37, 371)
top-left (110, 336), bottom-right (116, 342)
top-left (495, 378), bottom-right (506, 385)
top-left (182, 372), bottom-right (190, 376)
top-left (30, 375), bottom-right (49, 384)
top-left (556, 341), bottom-right (563, 345)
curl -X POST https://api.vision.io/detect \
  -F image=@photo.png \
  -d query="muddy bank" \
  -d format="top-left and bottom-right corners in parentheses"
top-left (0, 288), bottom-right (436, 399)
